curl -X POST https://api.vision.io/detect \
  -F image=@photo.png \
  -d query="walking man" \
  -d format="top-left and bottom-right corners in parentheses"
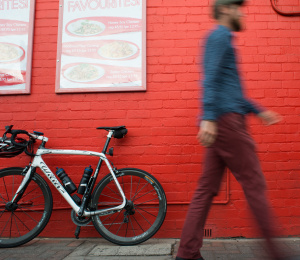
top-left (176, 0), bottom-right (284, 259)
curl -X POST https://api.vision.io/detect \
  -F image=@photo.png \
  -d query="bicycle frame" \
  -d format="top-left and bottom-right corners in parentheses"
top-left (11, 132), bottom-right (126, 217)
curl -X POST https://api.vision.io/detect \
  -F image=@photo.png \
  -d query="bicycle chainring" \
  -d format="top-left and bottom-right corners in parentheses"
top-left (71, 210), bottom-right (92, 226)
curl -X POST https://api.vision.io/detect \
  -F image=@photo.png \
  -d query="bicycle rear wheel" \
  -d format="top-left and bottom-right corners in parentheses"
top-left (91, 168), bottom-right (167, 246)
top-left (0, 167), bottom-right (53, 248)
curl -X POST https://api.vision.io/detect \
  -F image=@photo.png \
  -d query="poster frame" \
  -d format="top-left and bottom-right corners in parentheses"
top-left (55, 0), bottom-right (146, 94)
top-left (0, 0), bottom-right (36, 95)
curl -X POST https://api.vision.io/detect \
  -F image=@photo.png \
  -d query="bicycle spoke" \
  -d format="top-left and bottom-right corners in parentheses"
top-left (131, 182), bottom-right (148, 202)
top-left (2, 177), bottom-right (9, 202)
top-left (19, 203), bottom-right (45, 208)
top-left (135, 206), bottom-right (157, 218)
top-left (12, 175), bottom-right (16, 201)
top-left (134, 197), bottom-right (159, 207)
top-left (132, 214), bottom-right (145, 233)
top-left (105, 185), bottom-right (122, 199)
top-left (99, 193), bottom-right (122, 202)
top-left (133, 177), bottom-right (141, 201)
top-left (0, 209), bottom-right (5, 218)
top-left (115, 219), bottom-right (125, 235)
top-left (135, 208), bottom-right (152, 226)
top-left (129, 215), bottom-right (136, 236)
top-left (12, 213), bottom-right (21, 238)
top-left (21, 194), bottom-right (44, 205)
top-left (10, 213), bottom-right (12, 238)
top-left (20, 186), bottom-right (39, 200)
top-left (18, 206), bottom-right (44, 214)
top-left (12, 212), bottom-right (31, 231)
top-left (0, 212), bottom-right (13, 237)
top-left (101, 214), bottom-right (114, 224)
top-left (107, 211), bottom-right (122, 230)
top-left (132, 189), bottom-right (156, 202)
top-left (125, 221), bottom-right (128, 237)
top-left (17, 208), bottom-right (39, 223)
top-left (0, 193), bottom-right (7, 203)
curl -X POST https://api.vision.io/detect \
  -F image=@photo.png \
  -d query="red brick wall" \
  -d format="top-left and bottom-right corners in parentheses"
top-left (1, 0), bottom-right (300, 239)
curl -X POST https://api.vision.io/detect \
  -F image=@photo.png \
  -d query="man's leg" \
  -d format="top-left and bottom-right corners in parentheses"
top-left (176, 148), bottom-right (226, 259)
top-left (217, 114), bottom-right (282, 259)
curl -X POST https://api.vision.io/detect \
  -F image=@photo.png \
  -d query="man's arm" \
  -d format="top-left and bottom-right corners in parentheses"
top-left (243, 98), bottom-right (265, 115)
top-left (199, 31), bottom-right (228, 147)
top-left (243, 98), bottom-right (281, 125)
top-left (202, 31), bottom-right (228, 121)
top-left (197, 120), bottom-right (217, 147)
top-left (258, 110), bottom-right (282, 125)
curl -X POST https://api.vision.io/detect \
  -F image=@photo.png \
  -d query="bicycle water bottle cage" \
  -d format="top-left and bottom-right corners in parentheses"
top-left (96, 126), bottom-right (127, 139)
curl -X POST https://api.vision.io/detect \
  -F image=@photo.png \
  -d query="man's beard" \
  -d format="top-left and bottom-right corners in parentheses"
top-left (231, 18), bottom-right (242, 32)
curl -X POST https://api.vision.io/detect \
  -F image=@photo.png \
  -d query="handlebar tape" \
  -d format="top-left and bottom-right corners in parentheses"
top-left (11, 130), bottom-right (29, 148)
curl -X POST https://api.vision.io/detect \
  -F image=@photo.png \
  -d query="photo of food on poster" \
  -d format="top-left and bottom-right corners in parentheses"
top-left (56, 0), bottom-right (146, 93)
top-left (0, 0), bottom-right (35, 95)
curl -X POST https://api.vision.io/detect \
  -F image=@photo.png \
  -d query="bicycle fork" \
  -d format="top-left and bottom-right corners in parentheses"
top-left (6, 166), bottom-right (34, 210)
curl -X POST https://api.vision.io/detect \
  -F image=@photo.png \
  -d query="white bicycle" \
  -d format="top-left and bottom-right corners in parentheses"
top-left (0, 125), bottom-right (167, 248)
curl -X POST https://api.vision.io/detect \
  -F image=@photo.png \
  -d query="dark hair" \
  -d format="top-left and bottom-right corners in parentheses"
top-left (213, 4), bottom-right (222, 20)
top-left (212, 2), bottom-right (243, 20)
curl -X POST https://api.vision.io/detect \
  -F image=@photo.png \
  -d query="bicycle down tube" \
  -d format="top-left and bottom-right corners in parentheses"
top-left (16, 148), bottom-right (126, 217)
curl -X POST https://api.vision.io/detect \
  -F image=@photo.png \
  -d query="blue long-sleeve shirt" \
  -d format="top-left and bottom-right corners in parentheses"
top-left (201, 25), bottom-right (264, 121)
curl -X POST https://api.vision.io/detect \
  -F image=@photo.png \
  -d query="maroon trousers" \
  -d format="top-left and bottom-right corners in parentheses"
top-left (177, 113), bottom-right (281, 260)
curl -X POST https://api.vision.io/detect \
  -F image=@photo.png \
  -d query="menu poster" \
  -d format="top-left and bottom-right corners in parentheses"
top-left (56, 0), bottom-right (146, 93)
top-left (0, 0), bottom-right (35, 95)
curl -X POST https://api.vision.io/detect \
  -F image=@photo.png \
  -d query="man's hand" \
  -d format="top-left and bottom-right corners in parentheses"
top-left (197, 120), bottom-right (217, 147)
top-left (258, 110), bottom-right (282, 125)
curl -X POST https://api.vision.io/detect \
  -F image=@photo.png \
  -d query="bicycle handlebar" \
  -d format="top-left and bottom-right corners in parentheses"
top-left (10, 130), bottom-right (31, 148)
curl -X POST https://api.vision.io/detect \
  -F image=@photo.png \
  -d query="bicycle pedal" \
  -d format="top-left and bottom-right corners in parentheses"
top-left (75, 226), bottom-right (81, 239)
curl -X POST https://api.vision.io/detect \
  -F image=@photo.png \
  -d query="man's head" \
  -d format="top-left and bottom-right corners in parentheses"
top-left (213, 0), bottom-right (245, 32)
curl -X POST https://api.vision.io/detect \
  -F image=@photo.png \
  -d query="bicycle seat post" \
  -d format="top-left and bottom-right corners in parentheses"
top-left (102, 130), bottom-right (113, 154)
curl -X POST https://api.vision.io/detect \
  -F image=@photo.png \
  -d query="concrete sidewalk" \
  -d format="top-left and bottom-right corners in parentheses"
top-left (1, 238), bottom-right (300, 260)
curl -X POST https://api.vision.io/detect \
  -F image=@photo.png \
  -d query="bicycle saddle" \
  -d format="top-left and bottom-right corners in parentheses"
top-left (97, 126), bottom-right (127, 139)
top-left (96, 126), bottom-right (126, 131)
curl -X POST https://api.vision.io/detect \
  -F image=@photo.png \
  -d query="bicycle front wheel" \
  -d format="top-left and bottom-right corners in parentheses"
top-left (0, 167), bottom-right (53, 248)
top-left (91, 168), bottom-right (167, 245)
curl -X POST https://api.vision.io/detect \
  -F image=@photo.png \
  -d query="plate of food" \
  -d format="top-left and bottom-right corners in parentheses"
top-left (0, 43), bottom-right (24, 63)
top-left (64, 63), bottom-right (105, 83)
top-left (98, 41), bottom-right (138, 60)
top-left (67, 19), bottom-right (105, 37)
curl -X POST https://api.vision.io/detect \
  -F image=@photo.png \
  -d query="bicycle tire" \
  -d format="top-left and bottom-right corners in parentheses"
top-left (0, 167), bottom-right (53, 248)
top-left (91, 168), bottom-right (167, 246)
